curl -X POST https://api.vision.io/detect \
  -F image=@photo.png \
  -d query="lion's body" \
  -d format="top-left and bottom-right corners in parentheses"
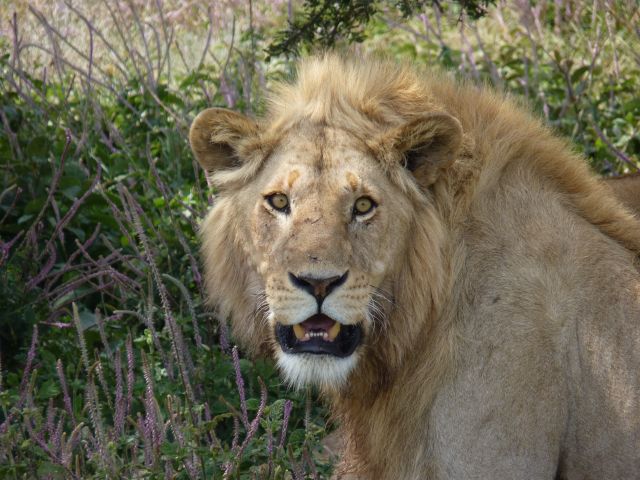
top-left (191, 55), bottom-right (640, 479)
top-left (342, 165), bottom-right (640, 479)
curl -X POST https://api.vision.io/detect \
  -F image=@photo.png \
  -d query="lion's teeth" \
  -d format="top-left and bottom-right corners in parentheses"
top-left (293, 324), bottom-right (306, 340)
top-left (294, 324), bottom-right (340, 342)
top-left (306, 331), bottom-right (326, 339)
top-left (328, 322), bottom-right (341, 341)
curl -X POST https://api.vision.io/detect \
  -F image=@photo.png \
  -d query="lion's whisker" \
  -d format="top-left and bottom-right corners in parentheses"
top-left (252, 291), bottom-right (272, 328)
top-left (366, 289), bottom-right (393, 337)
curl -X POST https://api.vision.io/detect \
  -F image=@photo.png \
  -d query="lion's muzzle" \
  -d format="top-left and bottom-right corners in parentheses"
top-left (287, 271), bottom-right (349, 308)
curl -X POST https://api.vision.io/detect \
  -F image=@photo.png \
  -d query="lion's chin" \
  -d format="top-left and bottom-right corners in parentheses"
top-left (275, 350), bottom-right (360, 390)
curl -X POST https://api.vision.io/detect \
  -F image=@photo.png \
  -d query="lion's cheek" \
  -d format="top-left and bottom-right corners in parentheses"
top-left (250, 210), bottom-right (282, 260)
top-left (350, 227), bottom-right (400, 280)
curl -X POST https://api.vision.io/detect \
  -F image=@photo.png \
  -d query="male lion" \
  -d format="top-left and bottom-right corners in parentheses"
top-left (190, 55), bottom-right (640, 479)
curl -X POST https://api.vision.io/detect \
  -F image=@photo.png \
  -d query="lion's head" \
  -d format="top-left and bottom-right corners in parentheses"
top-left (190, 55), bottom-right (462, 390)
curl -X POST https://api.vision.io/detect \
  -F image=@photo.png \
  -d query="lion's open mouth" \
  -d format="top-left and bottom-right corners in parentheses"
top-left (275, 314), bottom-right (362, 358)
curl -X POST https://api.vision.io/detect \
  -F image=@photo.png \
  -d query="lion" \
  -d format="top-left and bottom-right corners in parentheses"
top-left (190, 54), bottom-right (640, 479)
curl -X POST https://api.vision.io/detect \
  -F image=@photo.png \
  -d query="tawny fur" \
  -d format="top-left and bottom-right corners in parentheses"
top-left (603, 172), bottom-right (640, 217)
top-left (191, 54), bottom-right (640, 479)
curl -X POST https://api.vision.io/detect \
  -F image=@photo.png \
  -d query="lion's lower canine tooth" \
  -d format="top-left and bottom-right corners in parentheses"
top-left (293, 324), bottom-right (305, 340)
top-left (328, 322), bottom-right (341, 341)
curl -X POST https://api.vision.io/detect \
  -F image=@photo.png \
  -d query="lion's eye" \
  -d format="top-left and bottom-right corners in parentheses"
top-left (266, 193), bottom-right (290, 212)
top-left (353, 196), bottom-right (376, 216)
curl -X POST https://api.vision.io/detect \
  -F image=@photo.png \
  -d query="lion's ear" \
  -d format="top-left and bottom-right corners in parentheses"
top-left (189, 108), bottom-right (259, 175)
top-left (383, 112), bottom-right (463, 187)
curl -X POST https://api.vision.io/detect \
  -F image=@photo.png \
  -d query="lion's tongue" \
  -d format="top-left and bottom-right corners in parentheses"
top-left (292, 314), bottom-right (341, 342)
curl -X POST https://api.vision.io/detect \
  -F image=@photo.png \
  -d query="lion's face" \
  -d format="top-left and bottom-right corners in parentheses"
top-left (190, 94), bottom-right (462, 390)
top-left (243, 126), bottom-right (413, 388)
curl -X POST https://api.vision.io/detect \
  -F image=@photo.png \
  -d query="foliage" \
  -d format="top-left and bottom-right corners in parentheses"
top-left (267, 0), bottom-right (497, 58)
top-left (0, 2), bottom-right (332, 478)
top-left (0, 0), bottom-right (638, 478)
top-left (364, 0), bottom-right (640, 174)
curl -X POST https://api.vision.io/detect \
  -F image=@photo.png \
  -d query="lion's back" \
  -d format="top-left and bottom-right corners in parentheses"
top-left (429, 159), bottom-right (640, 478)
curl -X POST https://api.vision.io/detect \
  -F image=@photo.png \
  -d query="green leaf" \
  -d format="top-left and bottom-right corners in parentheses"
top-left (570, 66), bottom-right (589, 84)
top-left (36, 379), bottom-right (61, 400)
top-left (79, 310), bottom-right (97, 331)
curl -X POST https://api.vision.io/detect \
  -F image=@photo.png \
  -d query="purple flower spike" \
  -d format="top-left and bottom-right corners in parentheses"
top-left (231, 346), bottom-right (249, 429)
top-left (279, 399), bottom-right (293, 449)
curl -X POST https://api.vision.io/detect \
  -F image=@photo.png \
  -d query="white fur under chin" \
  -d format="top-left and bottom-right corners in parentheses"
top-left (276, 350), bottom-right (359, 390)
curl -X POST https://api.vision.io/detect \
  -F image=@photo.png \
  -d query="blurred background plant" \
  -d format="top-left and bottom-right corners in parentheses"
top-left (0, 0), bottom-right (638, 478)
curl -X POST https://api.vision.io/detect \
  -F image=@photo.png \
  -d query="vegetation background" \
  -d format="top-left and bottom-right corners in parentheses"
top-left (0, 0), bottom-right (638, 478)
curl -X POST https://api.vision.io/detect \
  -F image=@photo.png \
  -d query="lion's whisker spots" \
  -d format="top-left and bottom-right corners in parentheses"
top-left (276, 307), bottom-right (304, 314)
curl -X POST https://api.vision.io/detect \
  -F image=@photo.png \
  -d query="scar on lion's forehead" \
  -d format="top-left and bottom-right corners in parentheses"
top-left (287, 170), bottom-right (301, 188)
top-left (346, 172), bottom-right (360, 192)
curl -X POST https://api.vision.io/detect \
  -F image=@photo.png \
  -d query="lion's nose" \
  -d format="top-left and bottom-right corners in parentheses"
top-left (288, 271), bottom-right (349, 306)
